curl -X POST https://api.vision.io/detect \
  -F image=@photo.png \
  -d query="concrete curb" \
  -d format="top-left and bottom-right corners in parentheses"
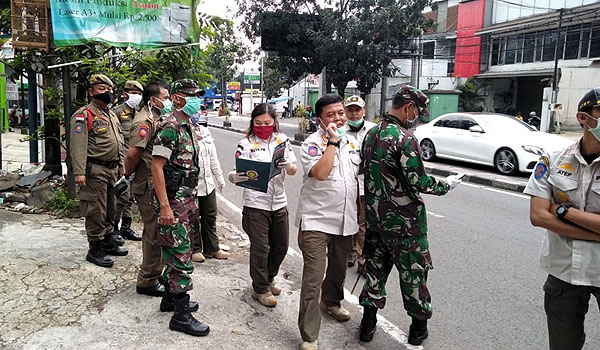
top-left (210, 123), bottom-right (528, 194)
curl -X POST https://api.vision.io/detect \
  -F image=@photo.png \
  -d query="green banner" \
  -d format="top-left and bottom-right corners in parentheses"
top-left (50, 0), bottom-right (200, 48)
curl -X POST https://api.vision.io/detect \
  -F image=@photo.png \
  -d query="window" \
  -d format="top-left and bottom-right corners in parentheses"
top-left (460, 117), bottom-right (479, 130)
top-left (564, 27), bottom-right (580, 59)
top-left (491, 39), bottom-right (500, 65)
top-left (498, 38), bottom-right (506, 65)
top-left (581, 24), bottom-right (591, 58)
top-left (423, 42), bottom-right (435, 59)
top-left (434, 115), bottom-right (460, 128)
top-left (535, 34), bottom-right (543, 61)
top-left (505, 37), bottom-right (518, 64)
top-left (516, 36), bottom-right (524, 63)
top-left (543, 32), bottom-right (556, 61)
top-left (590, 22), bottom-right (600, 58)
top-left (523, 35), bottom-right (535, 62)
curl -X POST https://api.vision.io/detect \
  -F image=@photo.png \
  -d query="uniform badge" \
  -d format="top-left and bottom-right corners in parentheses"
top-left (308, 146), bottom-right (319, 157)
top-left (235, 150), bottom-right (242, 158)
top-left (558, 162), bottom-right (575, 173)
top-left (246, 170), bottom-right (258, 180)
top-left (75, 114), bottom-right (85, 123)
top-left (75, 124), bottom-right (83, 133)
top-left (252, 142), bottom-right (260, 149)
top-left (350, 142), bottom-right (356, 150)
top-left (534, 162), bottom-right (547, 180)
top-left (540, 156), bottom-right (549, 167)
top-left (139, 123), bottom-right (149, 139)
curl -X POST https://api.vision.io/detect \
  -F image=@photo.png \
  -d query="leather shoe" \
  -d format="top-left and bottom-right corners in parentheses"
top-left (408, 317), bottom-right (428, 345)
top-left (86, 241), bottom-right (114, 268)
top-left (120, 217), bottom-right (142, 241)
top-left (101, 236), bottom-right (129, 256)
top-left (359, 305), bottom-right (378, 342)
top-left (136, 283), bottom-right (165, 297)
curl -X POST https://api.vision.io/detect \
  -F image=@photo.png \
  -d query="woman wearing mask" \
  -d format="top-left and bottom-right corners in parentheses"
top-left (228, 103), bottom-right (297, 307)
top-left (189, 113), bottom-right (229, 262)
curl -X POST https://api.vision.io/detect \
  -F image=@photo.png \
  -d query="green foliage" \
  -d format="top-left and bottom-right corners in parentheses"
top-left (262, 55), bottom-right (289, 100)
top-left (44, 189), bottom-right (79, 217)
top-left (458, 78), bottom-right (486, 112)
top-left (295, 105), bottom-right (309, 133)
top-left (221, 106), bottom-right (231, 116)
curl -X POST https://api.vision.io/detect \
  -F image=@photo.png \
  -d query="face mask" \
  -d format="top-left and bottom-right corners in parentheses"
top-left (585, 113), bottom-right (600, 142)
top-left (405, 107), bottom-right (419, 129)
top-left (337, 124), bottom-right (347, 138)
top-left (190, 113), bottom-right (200, 126)
top-left (178, 96), bottom-right (202, 117)
top-left (254, 124), bottom-right (275, 140)
top-left (125, 93), bottom-right (142, 109)
top-left (93, 91), bottom-right (113, 105)
top-left (347, 118), bottom-right (364, 128)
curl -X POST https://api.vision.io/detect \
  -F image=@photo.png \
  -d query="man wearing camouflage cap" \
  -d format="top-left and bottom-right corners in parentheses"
top-left (111, 80), bottom-right (143, 242)
top-left (151, 79), bottom-right (209, 336)
top-left (69, 74), bottom-right (128, 268)
top-left (358, 85), bottom-right (462, 345)
top-left (525, 87), bottom-right (600, 350)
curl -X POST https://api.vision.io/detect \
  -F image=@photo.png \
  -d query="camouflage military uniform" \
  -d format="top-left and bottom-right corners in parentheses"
top-left (152, 113), bottom-right (199, 294)
top-left (359, 112), bottom-right (450, 320)
top-left (112, 102), bottom-right (136, 220)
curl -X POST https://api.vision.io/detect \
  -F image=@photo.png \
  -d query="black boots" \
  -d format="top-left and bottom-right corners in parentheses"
top-left (168, 293), bottom-right (210, 337)
top-left (101, 234), bottom-right (129, 256)
top-left (86, 241), bottom-right (114, 268)
top-left (120, 217), bottom-right (142, 241)
top-left (111, 222), bottom-right (125, 246)
top-left (160, 289), bottom-right (199, 312)
top-left (408, 317), bottom-right (428, 345)
top-left (359, 305), bottom-right (378, 342)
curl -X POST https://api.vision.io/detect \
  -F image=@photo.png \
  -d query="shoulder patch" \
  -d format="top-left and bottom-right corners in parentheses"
top-left (75, 114), bottom-right (85, 123)
top-left (235, 150), bottom-right (242, 158)
top-left (534, 162), bottom-right (547, 180)
top-left (139, 123), bottom-right (150, 139)
top-left (75, 124), bottom-right (83, 133)
top-left (308, 146), bottom-right (319, 157)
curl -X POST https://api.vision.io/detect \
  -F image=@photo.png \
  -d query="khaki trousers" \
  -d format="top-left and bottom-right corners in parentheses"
top-left (351, 195), bottom-right (366, 258)
top-left (134, 187), bottom-right (163, 288)
top-left (79, 163), bottom-right (118, 242)
top-left (298, 230), bottom-right (353, 342)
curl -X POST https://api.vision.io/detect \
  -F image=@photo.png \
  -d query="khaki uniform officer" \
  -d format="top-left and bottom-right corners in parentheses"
top-left (69, 74), bottom-right (128, 268)
top-left (296, 94), bottom-right (360, 350)
top-left (124, 82), bottom-right (172, 297)
top-left (112, 80), bottom-right (143, 241)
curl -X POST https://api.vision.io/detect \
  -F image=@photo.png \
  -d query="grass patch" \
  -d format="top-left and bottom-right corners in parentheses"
top-left (44, 189), bottom-right (79, 217)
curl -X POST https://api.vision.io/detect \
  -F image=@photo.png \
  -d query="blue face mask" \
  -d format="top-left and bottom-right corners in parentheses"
top-left (337, 124), bottom-right (347, 138)
top-left (159, 98), bottom-right (172, 115)
top-left (179, 96), bottom-right (202, 117)
top-left (585, 113), bottom-right (600, 142)
top-left (190, 113), bottom-right (200, 126)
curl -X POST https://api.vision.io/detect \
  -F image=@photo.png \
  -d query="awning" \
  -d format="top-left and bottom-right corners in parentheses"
top-left (475, 68), bottom-right (556, 79)
top-left (267, 96), bottom-right (293, 103)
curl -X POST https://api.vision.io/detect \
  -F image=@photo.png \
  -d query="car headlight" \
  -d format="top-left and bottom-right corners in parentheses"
top-left (522, 145), bottom-right (545, 156)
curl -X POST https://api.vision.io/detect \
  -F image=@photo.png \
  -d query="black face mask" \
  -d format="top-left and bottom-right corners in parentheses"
top-left (92, 91), bottom-right (113, 105)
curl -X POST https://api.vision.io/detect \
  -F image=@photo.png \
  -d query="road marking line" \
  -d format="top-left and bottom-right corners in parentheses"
top-left (216, 193), bottom-right (243, 215)
top-left (427, 211), bottom-right (444, 218)
top-left (462, 182), bottom-right (529, 199)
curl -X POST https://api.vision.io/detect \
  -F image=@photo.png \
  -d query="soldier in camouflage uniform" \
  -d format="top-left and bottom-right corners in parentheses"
top-left (358, 85), bottom-right (462, 345)
top-left (112, 80), bottom-right (143, 241)
top-left (151, 79), bottom-right (209, 337)
top-left (69, 74), bottom-right (129, 268)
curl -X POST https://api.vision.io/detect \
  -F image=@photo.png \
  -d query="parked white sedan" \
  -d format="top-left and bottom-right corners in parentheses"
top-left (413, 112), bottom-right (575, 175)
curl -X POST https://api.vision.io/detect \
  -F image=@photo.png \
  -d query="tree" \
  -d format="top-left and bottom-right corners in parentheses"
top-left (237, 0), bottom-right (435, 96)
top-left (262, 55), bottom-right (289, 100)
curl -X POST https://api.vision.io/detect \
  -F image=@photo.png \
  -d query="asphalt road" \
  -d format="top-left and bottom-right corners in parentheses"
top-left (210, 126), bottom-right (600, 349)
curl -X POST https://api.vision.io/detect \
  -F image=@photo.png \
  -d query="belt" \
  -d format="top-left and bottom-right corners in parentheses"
top-left (182, 177), bottom-right (198, 188)
top-left (88, 157), bottom-right (120, 169)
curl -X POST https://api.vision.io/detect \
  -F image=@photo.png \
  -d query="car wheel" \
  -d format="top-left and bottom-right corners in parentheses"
top-left (420, 139), bottom-right (437, 161)
top-left (494, 148), bottom-right (519, 175)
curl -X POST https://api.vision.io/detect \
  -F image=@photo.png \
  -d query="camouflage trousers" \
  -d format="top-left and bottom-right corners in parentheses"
top-left (359, 230), bottom-right (433, 320)
top-left (154, 194), bottom-right (198, 294)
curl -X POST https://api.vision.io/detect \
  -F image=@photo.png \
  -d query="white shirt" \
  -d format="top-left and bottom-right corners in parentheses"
top-left (194, 126), bottom-right (225, 197)
top-left (347, 119), bottom-right (377, 196)
top-left (235, 133), bottom-right (296, 211)
top-left (524, 138), bottom-right (600, 287)
top-left (296, 129), bottom-right (360, 236)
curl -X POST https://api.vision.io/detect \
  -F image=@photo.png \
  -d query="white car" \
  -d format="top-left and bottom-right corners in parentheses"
top-left (413, 112), bottom-right (575, 175)
top-left (213, 100), bottom-right (233, 111)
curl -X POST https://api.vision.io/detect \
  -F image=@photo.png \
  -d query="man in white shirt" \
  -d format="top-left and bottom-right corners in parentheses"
top-left (296, 94), bottom-right (361, 350)
top-left (344, 95), bottom-right (376, 269)
top-left (525, 87), bottom-right (600, 350)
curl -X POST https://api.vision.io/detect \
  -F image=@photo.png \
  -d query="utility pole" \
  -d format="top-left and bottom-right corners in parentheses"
top-left (379, 74), bottom-right (388, 118)
top-left (63, 66), bottom-right (75, 198)
top-left (27, 70), bottom-right (38, 164)
top-left (260, 54), bottom-right (264, 103)
top-left (550, 8), bottom-right (564, 131)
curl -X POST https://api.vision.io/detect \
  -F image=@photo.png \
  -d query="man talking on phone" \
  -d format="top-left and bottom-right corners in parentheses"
top-left (357, 85), bottom-right (462, 346)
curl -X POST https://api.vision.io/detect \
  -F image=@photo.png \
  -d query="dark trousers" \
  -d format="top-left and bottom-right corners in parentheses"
top-left (544, 274), bottom-right (600, 350)
top-left (242, 206), bottom-right (289, 294)
top-left (79, 163), bottom-right (118, 242)
top-left (134, 187), bottom-right (163, 288)
top-left (192, 190), bottom-right (219, 254)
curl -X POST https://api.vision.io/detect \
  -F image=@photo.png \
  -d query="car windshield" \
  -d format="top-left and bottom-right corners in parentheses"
top-left (476, 115), bottom-right (536, 132)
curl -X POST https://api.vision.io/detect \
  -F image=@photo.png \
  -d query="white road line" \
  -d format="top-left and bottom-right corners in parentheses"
top-left (427, 211), bottom-right (444, 219)
top-left (461, 182), bottom-right (529, 199)
top-left (216, 193), bottom-right (243, 215)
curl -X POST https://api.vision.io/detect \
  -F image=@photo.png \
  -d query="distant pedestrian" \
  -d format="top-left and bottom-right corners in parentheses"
top-left (525, 87), bottom-right (600, 350)
top-left (190, 119), bottom-right (229, 263)
top-left (151, 79), bottom-right (209, 337)
top-left (228, 103), bottom-right (297, 307)
top-left (358, 85), bottom-right (461, 345)
top-left (344, 95), bottom-right (376, 269)
top-left (69, 74), bottom-right (128, 268)
top-left (123, 81), bottom-right (171, 297)
top-left (112, 80), bottom-right (144, 242)
top-left (296, 94), bottom-right (361, 350)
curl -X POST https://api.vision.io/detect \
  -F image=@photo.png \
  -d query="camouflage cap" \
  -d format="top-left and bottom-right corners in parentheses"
top-left (89, 74), bottom-right (114, 88)
top-left (124, 80), bottom-right (143, 92)
top-left (344, 95), bottom-right (365, 108)
top-left (394, 85), bottom-right (430, 117)
top-left (578, 87), bottom-right (600, 112)
top-left (172, 79), bottom-right (205, 97)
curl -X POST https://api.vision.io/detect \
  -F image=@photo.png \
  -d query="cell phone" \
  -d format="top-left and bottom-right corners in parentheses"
top-left (455, 173), bottom-right (467, 180)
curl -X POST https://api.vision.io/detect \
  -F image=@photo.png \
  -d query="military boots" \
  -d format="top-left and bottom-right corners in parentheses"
top-left (160, 288), bottom-right (199, 312)
top-left (408, 317), bottom-right (428, 345)
top-left (359, 305), bottom-right (378, 342)
top-left (101, 234), bottom-right (129, 256)
top-left (120, 217), bottom-right (142, 241)
top-left (111, 222), bottom-right (125, 246)
top-left (86, 241), bottom-right (114, 268)
top-left (168, 293), bottom-right (210, 337)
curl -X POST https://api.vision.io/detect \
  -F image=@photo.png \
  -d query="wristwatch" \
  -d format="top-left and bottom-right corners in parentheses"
top-left (327, 140), bottom-right (340, 147)
top-left (556, 205), bottom-right (570, 221)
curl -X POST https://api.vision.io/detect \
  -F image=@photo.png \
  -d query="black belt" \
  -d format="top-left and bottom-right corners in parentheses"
top-left (88, 157), bottom-right (120, 169)
top-left (182, 177), bottom-right (198, 187)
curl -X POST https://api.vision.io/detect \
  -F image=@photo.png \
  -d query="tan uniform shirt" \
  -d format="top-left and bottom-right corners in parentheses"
top-left (112, 103), bottom-right (134, 148)
top-left (69, 101), bottom-right (123, 175)
top-left (129, 106), bottom-right (161, 196)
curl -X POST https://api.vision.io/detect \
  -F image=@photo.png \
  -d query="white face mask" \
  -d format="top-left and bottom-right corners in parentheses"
top-left (405, 105), bottom-right (419, 128)
top-left (125, 93), bottom-right (142, 108)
